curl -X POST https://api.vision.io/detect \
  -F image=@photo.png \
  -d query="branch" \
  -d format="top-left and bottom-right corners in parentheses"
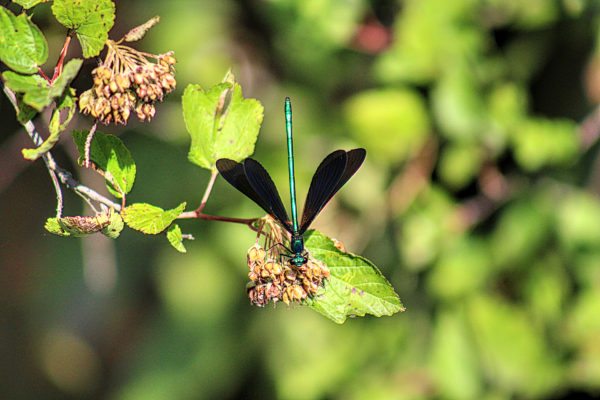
top-left (1, 81), bottom-right (121, 212)
top-left (195, 169), bottom-right (218, 213)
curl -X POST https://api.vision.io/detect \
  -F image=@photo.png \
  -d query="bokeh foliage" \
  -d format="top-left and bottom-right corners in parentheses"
top-left (2, 0), bottom-right (600, 399)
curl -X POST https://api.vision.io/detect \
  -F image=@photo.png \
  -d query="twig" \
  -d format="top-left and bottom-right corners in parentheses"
top-left (2, 81), bottom-right (121, 212)
top-left (178, 210), bottom-right (258, 227)
top-left (195, 170), bottom-right (218, 213)
top-left (84, 121), bottom-right (98, 168)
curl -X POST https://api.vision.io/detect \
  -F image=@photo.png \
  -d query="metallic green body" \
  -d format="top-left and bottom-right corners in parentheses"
top-left (285, 97), bottom-right (306, 267)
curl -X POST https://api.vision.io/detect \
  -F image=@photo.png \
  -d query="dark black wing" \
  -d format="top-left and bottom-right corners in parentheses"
top-left (299, 148), bottom-right (366, 234)
top-left (243, 158), bottom-right (293, 233)
top-left (216, 158), bottom-right (274, 216)
top-left (298, 150), bottom-right (347, 234)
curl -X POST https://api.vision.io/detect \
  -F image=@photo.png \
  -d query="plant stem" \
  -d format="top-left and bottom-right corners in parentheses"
top-left (52, 35), bottom-right (72, 82)
top-left (84, 121), bottom-right (98, 168)
top-left (1, 82), bottom-right (121, 212)
top-left (179, 210), bottom-right (257, 225)
top-left (195, 170), bottom-right (218, 213)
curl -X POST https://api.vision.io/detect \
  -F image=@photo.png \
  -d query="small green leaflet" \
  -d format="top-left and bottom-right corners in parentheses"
top-left (72, 130), bottom-right (136, 198)
top-left (22, 88), bottom-right (77, 161)
top-left (121, 202), bottom-right (186, 234)
top-left (304, 230), bottom-right (405, 324)
top-left (52, 0), bottom-right (115, 58)
top-left (49, 88), bottom-right (77, 136)
top-left (3, 59), bottom-right (82, 111)
top-left (166, 224), bottom-right (187, 253)
top-left (183, 79), bottom-right (263, 171)
top-left (101, 210), bottom-right (124, 239)
top-left (0, 6), bottom-right (48, 74)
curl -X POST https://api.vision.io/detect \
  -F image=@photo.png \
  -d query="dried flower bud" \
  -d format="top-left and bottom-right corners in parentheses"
top-left (114, 74), bottom-right (130, 92)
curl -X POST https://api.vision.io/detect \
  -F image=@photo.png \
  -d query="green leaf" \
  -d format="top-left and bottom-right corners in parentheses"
top-left (44, 218), bottom-right (71, 236)
top-left (49, 88), bottom-right (77, 136)
top-left (12, 0), bottom-right (49, 9)
top-left (3, 71), bottom-right (51, 111)
top-left (22, 88), bottom-right (77, 161)
top-left (3, 59), bottom-right (82, 111)
top-left (123, 16), bottom-right (160, 42)
top-left (304, 230), bottom-right (404, 324)
top-left (72, 130), bottom-right (136, 198)
top-left (166, 224), bottom-right (187, 253)
top-left (101, 209), bottom-right (124, 239)
top-left (0, 6), bottom-right (48, 73)
top-left (183, 79), bottom-right (263, 170)
top-left (15, 94), bottom-right (38, 124)
top-left (121, 202), bottom-right (186, 235)
top-left (52, 0), bottom-right (115, 58)
top-left (49, 58), bottom-right (83, 98)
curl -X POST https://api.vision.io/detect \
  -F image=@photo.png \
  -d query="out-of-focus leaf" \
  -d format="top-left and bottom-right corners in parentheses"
top-left (491, 197), bottom-right (553, 269)
top-left (523, 254), bottom-right (569, 325)
top-left (51, 0), bottom-right (115, 57)
top-left (428, 236), bottom-right (491, 300)
top-left (400, 185), bottom-right (455, 270)
top-left (432, 68), bottom-right (486, 140)
top-left (556, 191), bottom-right (600, 252)
top-left (0, 6), bottom-right (48, 73)
top-left (565, 289), bottom-right (600, 345)
top-left (183, 78), bottom-right (263, 171)
top-left (564, 289), bottom-right (600, 388)
top-left (510, 118), bottom-right (578, 172)
top-left (166, 224), bottom-right (187, 253)
top-left (72, 130), bottom-right (136, 198)
top-left (121, 202), bottom-right (186, 234)
top-left (305, 230), bottom-right (404, 324)
top-left (123, 16), bottom-right (160, 42)
top-left (430, 308), bottom-right (482, 399)
top-left (375, 0), bottom-right (485, 84)
top-left (468, 295), bottom-right (563, 397)
top-left (488, 83), bottom-right (528, 151)
top-left (438, 143), bottom-right (483, 189)
top-left (344, 88), bottom-right (430, 164)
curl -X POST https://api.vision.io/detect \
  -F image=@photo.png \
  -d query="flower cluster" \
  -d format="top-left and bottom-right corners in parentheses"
top-left (79, 40), bottom-right (176, 125)
top-left (245, 243), bottom-right (330, 307)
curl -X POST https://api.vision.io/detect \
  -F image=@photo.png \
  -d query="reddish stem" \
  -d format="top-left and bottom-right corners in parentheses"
top-left (38, 67), bottom-right (50, 82)
top-left (178, 210), bottom-right (259, 231)
top-left (51, 35), bottom-right (72, 82)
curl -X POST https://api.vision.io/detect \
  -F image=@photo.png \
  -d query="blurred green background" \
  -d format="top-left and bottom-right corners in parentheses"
top-left (2, 0), bottom-right (600, 398)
